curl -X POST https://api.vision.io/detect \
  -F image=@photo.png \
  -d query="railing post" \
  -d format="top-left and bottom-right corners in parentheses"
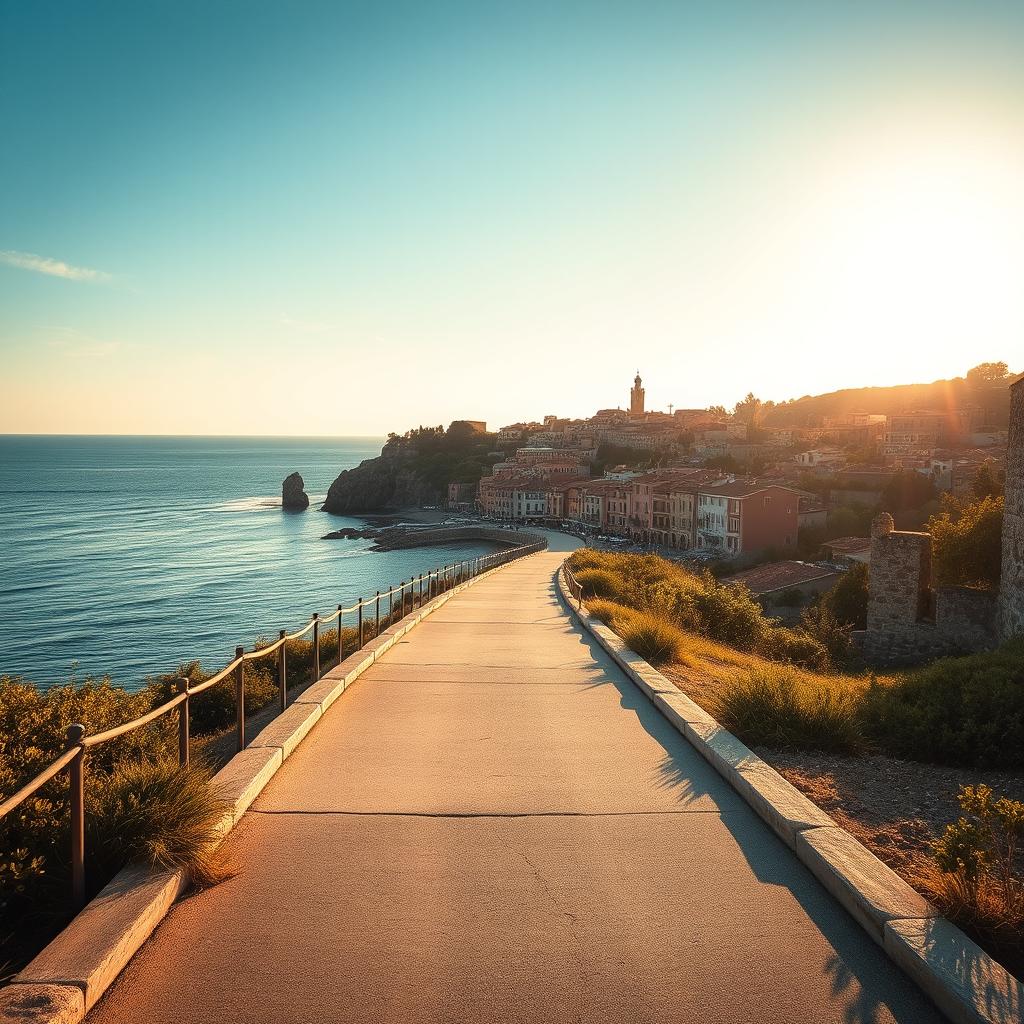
top-left (389, 586), bottom-right (394, 623)
top-left (358, 599), bottom-right (365, 647)
top-left (65, 724), bottom-right (86, 911)
top-left (177, 677), bottom-right (190, 766)
top-left (278, 629), bottom-right (287, 713)
top-left (235, 646), bottom-right (245, 752)
top-left (375, 591), bottom-right (381, 635)
top-left (337, 604), bottom-right (344, 664)
top-left (312, 612), bottom-right (320, 682)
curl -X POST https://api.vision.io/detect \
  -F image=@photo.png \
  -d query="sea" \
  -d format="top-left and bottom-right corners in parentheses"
top-left (0, 436), bottom-right (501, 690)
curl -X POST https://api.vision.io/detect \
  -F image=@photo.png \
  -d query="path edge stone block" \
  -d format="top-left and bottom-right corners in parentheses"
top-left (0, 984), bottom-right (84, 1024)
top-left (795, 826), bottom-right (937, 944)
top-left (212, 745), bottom-right (283, 831)
top-left (248, 701), bottom-right (322, 760)
top-left (14, 864), bottom-right (188, 1014)
top-left (885, 918), bottom-right (1023, 1024)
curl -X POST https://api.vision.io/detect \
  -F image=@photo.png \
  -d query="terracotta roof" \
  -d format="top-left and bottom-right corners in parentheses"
top-left (721, 560), bottom-right (843, 595)
top-left (698, 481), bottom-right (799, 499)
top-left (821, 536), bottom-right (871, 555)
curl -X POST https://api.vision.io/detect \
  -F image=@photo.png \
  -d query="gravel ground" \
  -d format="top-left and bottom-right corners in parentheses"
top-left (755, 748), bottom-right (1024, 877)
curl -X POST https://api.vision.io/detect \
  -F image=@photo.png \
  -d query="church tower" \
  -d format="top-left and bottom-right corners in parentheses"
top-left (630, 371), bottom-right (645, 417)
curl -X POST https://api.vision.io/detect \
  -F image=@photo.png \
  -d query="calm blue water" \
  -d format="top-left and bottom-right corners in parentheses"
top-left (0, 436), bottom-right (498, 690)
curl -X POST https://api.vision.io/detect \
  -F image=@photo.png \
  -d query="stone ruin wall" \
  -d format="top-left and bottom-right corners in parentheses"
top-left (861, 375), bottom-right (1022, 665)
top-left (999, 376), bottom-right (1024, 641)
top-left (861, 514), bottom-right (960, 666)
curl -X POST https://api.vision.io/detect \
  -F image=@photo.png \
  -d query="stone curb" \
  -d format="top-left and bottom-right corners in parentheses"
top-left (557, 565), bottom-right (1023, 1024)
top-left (3, 553), bottom-right (542, 1024)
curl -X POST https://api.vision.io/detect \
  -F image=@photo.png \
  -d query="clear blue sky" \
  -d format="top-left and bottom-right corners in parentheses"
top-left (2, 1), bottom-right (1023, 434)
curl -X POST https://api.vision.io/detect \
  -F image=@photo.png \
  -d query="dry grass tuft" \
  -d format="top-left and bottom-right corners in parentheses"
top-left (614, 609), bottom-right (687, 665)
top-left (89, 758), bottom-right (231, 887)
top-left (711, 664), bottom-right (865, 755)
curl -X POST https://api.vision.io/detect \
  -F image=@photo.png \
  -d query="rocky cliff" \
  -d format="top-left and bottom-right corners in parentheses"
top-left (322, 453), bottom-right (445, 514)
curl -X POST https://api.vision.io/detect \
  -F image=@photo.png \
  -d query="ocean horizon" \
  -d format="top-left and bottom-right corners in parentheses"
top-left (0, 435), bottom-right (498, 690)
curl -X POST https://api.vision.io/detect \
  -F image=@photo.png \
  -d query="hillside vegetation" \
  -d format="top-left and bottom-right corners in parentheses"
top-left (761, 369), bottom-right (1019, 428)
top-left (323, 421), bottom-right (504, 513)
top-left (566, 549), bottom-right (1024, 769)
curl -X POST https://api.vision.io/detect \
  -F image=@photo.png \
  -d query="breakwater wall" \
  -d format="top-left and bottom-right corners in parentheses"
top-left (373, 526), bottom-right (545, 551)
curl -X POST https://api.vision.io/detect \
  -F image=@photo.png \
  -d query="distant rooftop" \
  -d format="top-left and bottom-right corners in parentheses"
top-left (722, 560), bottom-right (843, 595)
top-left (821, 536), bottom-right (871, 555)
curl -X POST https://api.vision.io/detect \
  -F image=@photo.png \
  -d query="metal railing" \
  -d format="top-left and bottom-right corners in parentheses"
top-left (562, 562), bottom-right (584, 612)
top-left (0, 537), bottom-right (546, 911)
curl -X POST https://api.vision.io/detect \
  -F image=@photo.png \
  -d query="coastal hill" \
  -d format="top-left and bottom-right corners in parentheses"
top-left (763, 365), bottom-right (1019, 428)
top-left (323, 421), bottom-right (498, 514)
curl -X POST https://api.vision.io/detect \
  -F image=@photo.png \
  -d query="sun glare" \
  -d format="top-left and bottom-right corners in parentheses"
top-left (797, 122), bottom-right (1024, 382)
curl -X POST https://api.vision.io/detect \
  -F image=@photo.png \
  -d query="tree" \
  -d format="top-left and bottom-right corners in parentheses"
top-left (965, 362), bottom-right (1010, 386)
top-left (972, 463), bottom-right (1004, 499)
top-left (733, 392), bottom-right (763, 426)
top-left (882, 471), bottom-right (934, 512)
top-left (928, 495), bottom-right (1004, 590)
top-left (821, 562), bottom-right (869, 629)
top-left (707, 404), bottom-right (727, 418)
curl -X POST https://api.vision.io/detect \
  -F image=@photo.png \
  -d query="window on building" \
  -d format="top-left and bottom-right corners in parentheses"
top-left (763, 496), bottom-right (771, 507)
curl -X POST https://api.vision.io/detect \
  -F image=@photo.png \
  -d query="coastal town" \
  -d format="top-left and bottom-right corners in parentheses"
top-left (447, 367), bottom-right (1013, 602)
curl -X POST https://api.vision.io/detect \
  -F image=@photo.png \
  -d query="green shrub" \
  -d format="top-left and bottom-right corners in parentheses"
top-left (615, 609), bottom-right (686, 664)
top-left (929, 495), bottom-right (1004, 590)
top-left (800, 604), bottom-right (855, 666)
top-left (650, 573), bottom-right (765, 649)
top-left (0, 676), bottom-right (174, 788)
top-left (860, 640), bottom-right (1024, 768)
top-left (714, 665), bottom-right (864, 754)
top-left (754, 626), bottom-right (831, 672)
top-left (774, 588), bottom-right (805, 608)
top-left (89, 759), bottom-right (229, 887)
top-left (148, 658), bottom-right (278, 736)
top-left (0, 676), bottom-right (218, 975)
top-left (820, 563), bottom-right (869, 629)
top-left (923, 785), bottom-right (1024, 968)
top-left (574, 568), bottom-right (623, 601)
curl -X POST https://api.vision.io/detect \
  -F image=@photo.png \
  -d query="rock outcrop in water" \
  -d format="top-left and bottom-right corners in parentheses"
top-left (322, 527), bottom-right (381, 540)
top-left (282, 472), bottom-right (309, 510)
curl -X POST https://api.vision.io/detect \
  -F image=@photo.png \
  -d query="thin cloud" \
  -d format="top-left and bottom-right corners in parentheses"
top-left (0, 249), bottom-right (111, 282)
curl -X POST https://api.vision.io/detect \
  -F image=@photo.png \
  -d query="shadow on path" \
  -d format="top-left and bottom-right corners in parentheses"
top-left (550, 567), bottom-right (935, 1024)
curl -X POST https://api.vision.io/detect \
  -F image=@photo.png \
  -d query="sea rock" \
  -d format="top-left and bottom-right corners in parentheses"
top-left (321, 527), bottom-right (381, 540)
top-left (282, 472), bottom-right (309, 511)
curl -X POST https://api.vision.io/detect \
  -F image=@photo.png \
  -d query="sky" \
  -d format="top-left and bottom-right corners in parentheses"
top-left (2, 1), bottom-right (1023, 436)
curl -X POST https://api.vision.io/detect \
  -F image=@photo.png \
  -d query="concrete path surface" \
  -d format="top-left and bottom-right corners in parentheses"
top-left (88, 536), bottom-right (937, 1023)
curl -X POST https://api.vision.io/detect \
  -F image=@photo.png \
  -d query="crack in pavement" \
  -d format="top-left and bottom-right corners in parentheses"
top-left (248, 808), bottom-right (724, 818)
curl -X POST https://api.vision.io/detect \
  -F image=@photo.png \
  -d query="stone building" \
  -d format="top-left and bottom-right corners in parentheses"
top-left (999, 375), bottom-right (1024, 640)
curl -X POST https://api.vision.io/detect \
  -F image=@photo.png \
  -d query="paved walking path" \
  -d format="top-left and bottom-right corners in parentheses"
top-left (88, 537), bottom-right (936, 1023)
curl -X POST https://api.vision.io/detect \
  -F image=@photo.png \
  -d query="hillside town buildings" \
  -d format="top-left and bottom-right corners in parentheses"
top-left (468, 368), bottom-right (1017, 560)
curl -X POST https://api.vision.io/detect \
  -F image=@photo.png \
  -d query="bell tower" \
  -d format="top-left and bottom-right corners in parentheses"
top-left (630, 371), bottom-right (645, 417)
